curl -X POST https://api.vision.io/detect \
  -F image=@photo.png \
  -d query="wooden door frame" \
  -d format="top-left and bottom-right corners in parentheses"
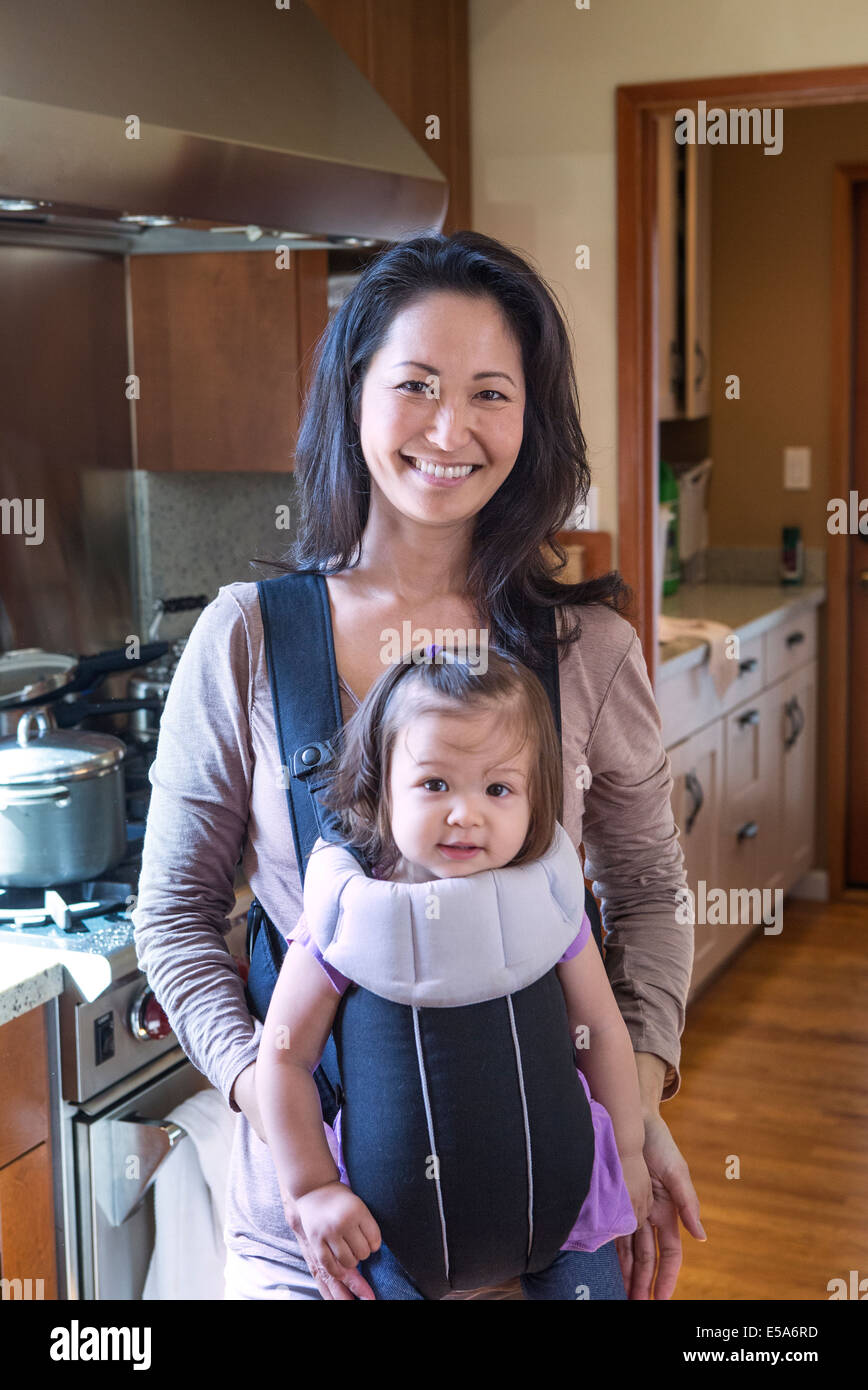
top-left (616, 66), bottom-right (868, 901)
top-left (830, 163), bottom-right (868, 899)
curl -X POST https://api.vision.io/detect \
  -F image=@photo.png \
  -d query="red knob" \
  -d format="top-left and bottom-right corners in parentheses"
top-left (130, 987), bottom-right (172, 1041)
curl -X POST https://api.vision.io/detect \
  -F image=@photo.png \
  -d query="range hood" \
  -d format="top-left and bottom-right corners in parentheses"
top-left (0, 0), bottom-right (448, 255)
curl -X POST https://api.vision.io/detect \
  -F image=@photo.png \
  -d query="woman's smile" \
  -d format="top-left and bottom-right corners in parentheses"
top-left (400, 453), bottom-right (484, 486)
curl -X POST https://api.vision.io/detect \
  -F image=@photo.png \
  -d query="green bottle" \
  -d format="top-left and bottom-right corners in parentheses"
top-left (659, 460), bottom-right (680, 597)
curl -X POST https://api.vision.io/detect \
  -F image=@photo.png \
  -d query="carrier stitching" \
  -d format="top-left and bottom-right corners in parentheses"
top-left (411, 1006), bottom-right (451, 1284)
top-left (505, 994), bottom-right (534, 1261)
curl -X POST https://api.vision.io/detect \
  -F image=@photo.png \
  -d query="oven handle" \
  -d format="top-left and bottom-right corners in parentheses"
top-left (100, 1114), bottom-right (188, 1227)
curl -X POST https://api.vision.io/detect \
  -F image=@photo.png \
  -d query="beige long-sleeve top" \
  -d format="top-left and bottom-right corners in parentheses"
top-left (132, 581), bottom-right (691, 1270)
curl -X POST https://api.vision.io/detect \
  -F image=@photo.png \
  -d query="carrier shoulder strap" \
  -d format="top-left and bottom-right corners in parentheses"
top-left (256, 570), bottom-right (369, 884)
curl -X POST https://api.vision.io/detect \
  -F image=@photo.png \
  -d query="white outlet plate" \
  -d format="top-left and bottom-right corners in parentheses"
top-left (784, 447), bottom-right (811, 490)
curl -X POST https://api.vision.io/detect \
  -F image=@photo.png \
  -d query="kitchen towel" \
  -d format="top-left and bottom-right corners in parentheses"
top-left (143, 1087), bottom-right (237, 1301)
top-left (658, 615), bottom-right (739, 701)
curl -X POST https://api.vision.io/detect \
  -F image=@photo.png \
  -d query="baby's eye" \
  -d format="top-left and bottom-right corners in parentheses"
top-left (486, 783), bottom-right (510, 798)
top-left (421, 777), bottom-right (448, 792)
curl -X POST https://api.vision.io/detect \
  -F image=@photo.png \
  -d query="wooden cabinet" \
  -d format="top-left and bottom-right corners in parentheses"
top-left (0, 1006), bottom-right (58, 1298)
top-left (660, 602), bottom-right (821, 1000)
top-left (656, 117), bottom-right (711, 420)
top-left (668, 720), bottom-right (726, 993)
top-left (128, 249), bottom-right (328, 472)
top-left (306, 0), bottom-right (470, 232)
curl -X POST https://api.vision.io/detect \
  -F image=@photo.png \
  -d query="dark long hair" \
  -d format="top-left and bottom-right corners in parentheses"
top-left (255, 230), bottom-right (633, 668)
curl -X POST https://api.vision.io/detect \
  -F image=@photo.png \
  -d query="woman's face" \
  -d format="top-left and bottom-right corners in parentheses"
top-left (357, 291), bottom-right (526, 527)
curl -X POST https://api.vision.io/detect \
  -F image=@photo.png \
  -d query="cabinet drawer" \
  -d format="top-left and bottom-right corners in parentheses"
top-left (0, 1006), bottom-right (49, 1168)
top-left (765, 606), bottom-right (817, 684)
top-left (659, 634), bottom-right (764, 747)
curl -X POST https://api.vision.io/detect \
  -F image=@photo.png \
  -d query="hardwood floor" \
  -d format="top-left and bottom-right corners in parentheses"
top-left (668, 895), bottom-right (868, 1301)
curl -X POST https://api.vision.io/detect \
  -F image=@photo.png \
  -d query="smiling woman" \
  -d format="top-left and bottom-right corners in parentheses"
top-left (134, 229), bottom-right (701, 1305)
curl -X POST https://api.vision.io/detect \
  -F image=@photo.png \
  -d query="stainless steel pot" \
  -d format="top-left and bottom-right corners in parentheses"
top-left (0, 710), bottom-right (126, 887)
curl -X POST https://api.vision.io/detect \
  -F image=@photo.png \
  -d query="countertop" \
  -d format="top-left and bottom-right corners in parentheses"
top-left (658, 581), bottom-right (825, 680)
top-left (0, 890), bottom-right (254, 1029)
top-left (0, 948), bottom-right (65, 1028)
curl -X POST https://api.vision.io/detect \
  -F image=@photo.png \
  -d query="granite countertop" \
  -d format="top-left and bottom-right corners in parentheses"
top-left (658, 582), bottom-right (826, 681)
top-left (0, 948), bottom-right (65, 1028)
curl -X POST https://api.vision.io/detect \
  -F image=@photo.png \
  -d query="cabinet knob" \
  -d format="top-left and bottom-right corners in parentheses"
top-left (859, 569), bottom-right (868, 588)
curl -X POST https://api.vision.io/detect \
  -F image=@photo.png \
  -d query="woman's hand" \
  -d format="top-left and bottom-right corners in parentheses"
top-left (230, 1060), bottom-right (267, 1144)
top-left (615, 1110), bottom-right (707, 1300)
top-left (284, 1182), bottom-right (381, 1301)
top-left (620, 1151), bottom-right (653, 1230)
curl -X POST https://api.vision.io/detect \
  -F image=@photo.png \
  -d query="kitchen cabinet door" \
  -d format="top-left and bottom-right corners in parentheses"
top-left (307, 0), bottom-right (470, 232)
top-left (667, 720), bottom-right (726, 998)
top-left (714, 691), bottom-right (769, 956)
top-left (656, 116), bottom-right (681, 421)
top-left (684, 142), bottom-right (712, 418)
top-left (0, 1006), bottom-right (49, 1169)
top-left (655, 125), bottom-right (711, 420)
top-left (777, 662), bottom-right (818, 891)
top-left (0, 1142), bottom-right (58, 1300)
top-left (129, 249), bottom-right (328, 472)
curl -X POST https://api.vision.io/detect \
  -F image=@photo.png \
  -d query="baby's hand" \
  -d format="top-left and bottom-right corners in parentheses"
top-left (620, 1152), bottom-right (653, 1229)
top-left (295, 1181), bottom-right (382, 1292)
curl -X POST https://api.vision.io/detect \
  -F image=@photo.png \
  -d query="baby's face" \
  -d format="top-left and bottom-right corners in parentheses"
top-left (387, 703), bottom-right (534, 879)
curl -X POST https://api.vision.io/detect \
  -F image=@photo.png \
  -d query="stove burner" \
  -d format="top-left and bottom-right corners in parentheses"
top-left (0, 879), bottom-right (136, 932)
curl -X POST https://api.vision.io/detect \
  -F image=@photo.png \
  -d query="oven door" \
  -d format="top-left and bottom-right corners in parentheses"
top-left (72, 1047), bottom-right (214, 1300)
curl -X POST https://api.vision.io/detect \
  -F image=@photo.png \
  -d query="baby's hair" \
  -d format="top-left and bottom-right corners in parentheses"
top-left (317, 641), bottom-right (563, 879)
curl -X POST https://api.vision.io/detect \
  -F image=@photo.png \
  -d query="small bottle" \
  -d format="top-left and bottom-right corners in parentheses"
top-left (781, 525), bottom-right (803, 585)
top-left (660, 460), bottom-right (680, 596)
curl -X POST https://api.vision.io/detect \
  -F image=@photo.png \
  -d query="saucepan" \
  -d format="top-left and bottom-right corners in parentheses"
top-left (0, 642), bottom-right (169, 737)
top-left (0, 708), bottom-right (127, 887)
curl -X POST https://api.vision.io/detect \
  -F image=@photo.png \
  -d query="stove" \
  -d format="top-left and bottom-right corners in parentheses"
top-left (0, 725), bottom-right (222, 1299)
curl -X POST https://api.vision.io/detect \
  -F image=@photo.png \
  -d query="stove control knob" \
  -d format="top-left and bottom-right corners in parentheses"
top-left (129, 987), bottom-right (172, 1041)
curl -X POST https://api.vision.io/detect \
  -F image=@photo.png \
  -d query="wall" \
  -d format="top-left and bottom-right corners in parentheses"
top-left (470, 0), bottom-right (868, 562)
top-left (709, 103), bottom-right (868, 550)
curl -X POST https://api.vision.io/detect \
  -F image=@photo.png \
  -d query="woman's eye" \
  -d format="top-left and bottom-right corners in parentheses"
top-left (396, 379), bottom-right (429, 394)
top-left (422, 778), bottom-right (447, 792)
top-left (487, 783), bottom-right (510, 798)
top-left (476, 389), bottom-right (507, 402)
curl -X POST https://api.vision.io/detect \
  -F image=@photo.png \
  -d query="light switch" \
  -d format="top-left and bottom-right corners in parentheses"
top-left (784, 447), bottom-right (811, 490)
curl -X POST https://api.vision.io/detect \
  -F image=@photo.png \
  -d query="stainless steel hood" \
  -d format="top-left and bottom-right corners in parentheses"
top-left (0, 0), bottom-right (448, 255)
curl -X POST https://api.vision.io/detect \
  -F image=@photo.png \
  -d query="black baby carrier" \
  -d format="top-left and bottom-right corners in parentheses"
top-left (245, 571), bottom-right (605, 1297)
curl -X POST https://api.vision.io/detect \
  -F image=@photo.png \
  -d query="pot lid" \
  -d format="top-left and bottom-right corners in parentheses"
top-left (0, 711), bottom-right (125, 786)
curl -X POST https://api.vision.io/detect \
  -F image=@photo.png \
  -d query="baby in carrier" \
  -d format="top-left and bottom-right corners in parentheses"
top-left (256, 640), bottom-right (651, 1299)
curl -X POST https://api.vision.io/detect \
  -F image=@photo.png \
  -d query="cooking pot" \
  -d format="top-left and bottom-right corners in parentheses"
top-left (125, 595), bottom-right (208, 744)
top-left (0, 710), bottom-right (126, 887)
top-left (0, 642), bottom-right (169, 737)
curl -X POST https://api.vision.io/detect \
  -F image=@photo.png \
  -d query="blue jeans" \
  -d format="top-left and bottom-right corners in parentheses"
top-left (360, 1240), bottom-right (627, 1301)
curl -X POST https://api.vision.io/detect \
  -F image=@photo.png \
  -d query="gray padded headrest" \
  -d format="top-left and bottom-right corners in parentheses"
top-left (302, 822), bottom-right (585, 1007)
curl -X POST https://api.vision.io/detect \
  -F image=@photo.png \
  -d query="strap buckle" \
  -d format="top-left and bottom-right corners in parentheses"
top-left (290, 738), bottom-right (339, 779)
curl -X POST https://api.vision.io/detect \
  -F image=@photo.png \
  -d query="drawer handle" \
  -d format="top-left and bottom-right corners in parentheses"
top-left (685, 769), bottom-right (704, 834)
top-left (784, 696), bottom-right (805, 750)
top-left (739, 657), bottom-right (758, 674)
top-left (737, 821), bottom-right (759, 841)
top-left (737, 709), bottom-right (760, 726)
top-left (785, 631), bottom-right (805, 647)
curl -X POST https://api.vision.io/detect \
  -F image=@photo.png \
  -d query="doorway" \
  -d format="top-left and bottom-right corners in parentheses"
top-left (616, 67), bottom-right (868, 900)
